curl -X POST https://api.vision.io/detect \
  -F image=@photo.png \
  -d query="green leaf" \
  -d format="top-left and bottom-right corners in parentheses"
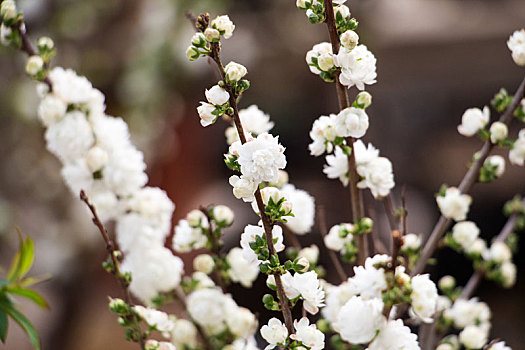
top-left (7, 288), bottom-right (49, 309)
top-left (7, 230), bottom-right (35, 282)
top-left (0, 299), bottom-right (40, 350)
top-left (19, 275), bottom-right (51, 288)
top-left (0, 309), bottom-right (7, 343)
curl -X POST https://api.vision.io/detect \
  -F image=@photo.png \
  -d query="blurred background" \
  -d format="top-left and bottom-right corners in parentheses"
top-left (0, 0), bottom-right (524, 349)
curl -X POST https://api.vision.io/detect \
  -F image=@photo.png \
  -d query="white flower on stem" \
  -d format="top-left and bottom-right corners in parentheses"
top-left (483, 241), bottom-right (512, 263)
top-left (436, 187), bottom-right (471, 221)
top-left (86, 146), bottom-right (109, 172)
top-left (443, 298), bottom-right (491, 329)
top-left (290, 318), bottom-right (325, 350)
top-left (459, 325), bottom-right (488, 349)
top-left (334, 5), bottom-right (350, 19)
top-left (354, 139), bottom-right (380, 168)
top-left (133, 306), bottom-right (174, 337)
top-left (367, 319), bottom-right (420, 350)
top-left (226, 247), bottom-right (259, 287)
top-left (488, 341), bottom-right (512, 350)
top-left (229, 175), bottom-right (258, 202)
top-left (205, 85), bottom-right (230, 105)
top-left (0, 23), bottom-right (12, 46)
top-left (466, 238), bottom-right (487, 256)
top-left (193, 254), bottom-right (215, 274)
top-left (324, 146), bottom-right (349, 186)
top-left (451, 221), bottom-right (480, 250)
top-left (317, 52), bottom-right (335, 71)
top-left (335, 45), bottom-right (377, 90)
top-left (226, 105), bottom-right (274, 145)
top-left (402, 233), bottom-right (422, 250)
top-left (211, 15), bottom-right (235, 39)
top-left (240, 224), bottom-right (284, 265)
top-left (280, 184), bottom-right (315, 235)
top-left (204, 28), bottom-right (220, 42)
top-left (237, 133), bottom-right (286, 184)
top-left (509, 129), bottom-right (525, 166)
top-left (507, 29), bottom-right (525, 66)
top-left (306, 42), bottom-right (333, 75)
top-left (192, 271), bottom-right (215, 290)
top-left (225, 61), bottom-right (247, 82)
top-left (25, 55), bottom-right (44, 76)
top-left (484, 155), bottom-right (505, 178)
top-left (212, 205), bottom-right (234, 226)
top-left (38, 94), bottom-right (67, 127)
top-left (356, 156), bottom-right (395, 198)
top-left (340, 30), bottom-right (358, 51)
top-left (145, 340), bottom-right (176, 350)
top-left (261, 318), bottom-right (288, 350)
top-left (324, 223), bottom-right (354, 252)
top-left (124, 186), bottom-right (172, 225)
top-left (102, 146), bottom-right (148, 196)
top-left (186, 288), bottom-right (236, 334)
top-left (121, 246), bottom-right (184, 304)
top-left (410, 274), bottom-right (438, 323)
top-left (226, 307), bottom-right (258, 339)
top-left (171, 319), bottom-right (198, 349)
top-left (500, 261), bottom-right (517, 288)
top-left (334, 296), bottom-right (385, 344)
top-left (309, 114), bottom-right (337, 156)
top-left (0, 0), bottom-right (16, 21)
top-left (191, 32), bottom-right (206, 46)
top-left (457, 106), bottom-right (490, 137)
top-left (186, 45), bottom-right (199, 61)
top-left (355, 91), bottom-right (372, 108)
top-left (172, 219), bottom-right (207, 253)
top-left (438, 275), bottom-right (456, 291)
top-left (349, 255), bottom-right (388, 300)
top-left (335, 107), bottom-right (369, 138)
top-left (281, 271), bottom-right (325, 314)
top-left (45, 111), bottom-right (94, 163)
top-left (260, 186), bottom-right (285, 205)
top-left (197, 101), bottom-right (217, 127)
top-left (298, 245), bottom-right (320, 265)
top-left (187, 209), bottom-right (209, 228)
top-left (321, 282), bottom-right (358, 325)
top-left (489, 121), bottom-right (508, 144)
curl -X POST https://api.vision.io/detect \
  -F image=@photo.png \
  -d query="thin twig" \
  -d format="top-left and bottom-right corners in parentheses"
top-left (324, 0), bottom-right (367, 264)
top-left (318, 205), bottom-right (348, 282)
top-left (80, 190), bottom-right (146, 350)
top-left (412, 76), bottom-right (525, 276)
top-left (382, 193), bottom-right (400, 233)
top-left (205, 26), bottom-right (294, 334)
top-left (401, 185), bottom-right (408, 236)
top-left (390, 229), bottom-right (402, 270)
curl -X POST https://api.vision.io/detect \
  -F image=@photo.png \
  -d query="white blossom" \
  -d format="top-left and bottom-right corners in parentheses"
top-left (290, 318), bottom-right (325, 350)
top-left (367, 319), bottom-right (420, 350)
top-left (356, 156), bottom-right (395, 198)
top-left (323, 146), bottom-right (349, 186)
top-left (193, 254), bottom-right (215, 274)
top-left (466, 238), bottom-right (487, 256)
top-left (145, 340), bottom-right (176, 350)
top-left (436, 187), bottom-right (471, 221)
top-left (457, 106), bottom-right (489, 137)
top-left (306, 42), bottom-right (333, 75)
top-left (509, 129), bottom-right (525, 166)
top-left (281, 271), bottom-right (325, 314)
top-left (402, 233), bottom-right (422, 250)
top-left (121, 247), bottom-right (184, 303)
top-left (240, 224), bottom-right (284, 265)
top-left (335, 45), bottom-right (377, 90)
top-left (226, 247), bottom-right (259, 287)
top-left (507, 29), bottom-right (525, 66)
top-left (186, 288), bottom-right (236, 334)
top-left (187, 209), bottom-right (209, 228)
top-left (237, 133), bottom-right (286, 184)
top-left (204, 28), bottom-right (220, 42)
top-left (451, 221), bottom-right (480, 250)
top-left (334, 296), bottom-right (385, 344)
top-left (298, 245), bottom-right (319, 265)
top-left (229, 175), bottom-right (258, 202)
top-left (226, 105), bottom-right (274, 145)
top-left (483, 241), bottom-right (512, 263)
top-left (459, 325), bottom-right (488, 349)
top-left (197, 102), bottom-right (217, 127)
top-left (205, 85), bottom-right (230, 105)
top-left (280, 184), bottom-right (315, 235)
top-left (133, 306), bottom-right (174, 337)
top-left (225, 61), bottom-right (247, 82)
top-left (25, 55), bottom-right (43, 76)
top-left (324, 223), bottom-right (354, 252)
top-left (102, 146), bottom-right (148, 196)
top-left (340, 30), bottom-right (358, 50)
top-left (212, 205), bottom-right (234, 226)
top-left (226, 307), bottom-right (258, 339)
top-left (38, 94), bottom-right (67, 127)
top-left (260, 318), bottom-right (288, 350)
top-left (488, 341), bottom-right (512, 350)
top-left (335, 107), bottom-right (369, 138)
top-left (334, 5), bottom-right (350, 20)
top-left (489, 122), bottom-right (508, 144)
top-left (0, 0), bottom-right (16, 20)
top-left (86, 146), bottom-right (109, 172)
top-left (211, 15), bottom-right (235, 39)
top-left (444, 298), bottom-right (491, 329)
top-left (172, 219), bottom-right (207, 252)
top-left (322, 282), bottom-right (357, 326)
top-left (171, 319), bottom-right (198, 349)
top-left (500, 261), bottom-right (517, 288)
top-left (192, 271), bottom-right (216, 290)
top-left (438, 275), bottom-right (455, 291)
top-left (308, 114), bottom-right (337, 156)
top-left (484, 155), bottom-right (506, 178)
top-left (410, 274), bottom-right (438, 323)
top-left (349, 255), bottom-right (388, 300)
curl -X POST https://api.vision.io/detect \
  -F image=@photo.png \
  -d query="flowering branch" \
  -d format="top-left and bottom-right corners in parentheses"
top-left (199, 15), bottom-right (295, 334)
top-left (460, 197), bottom-right (525, 299)
top-left (323, 0), bottom-right (367, 264)
top-left (79, 190), bottom-right (146, 350)
top-left (412, 75), bottom-right (525, 276)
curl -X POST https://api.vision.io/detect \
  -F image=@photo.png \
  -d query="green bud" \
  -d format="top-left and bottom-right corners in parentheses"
top-left (186, 45), bottom-right (200, 61)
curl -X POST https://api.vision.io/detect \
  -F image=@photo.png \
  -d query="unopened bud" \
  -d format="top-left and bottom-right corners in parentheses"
top-left (193, 254), bottom-right (215, 274)
top-left (25, 55), bottom-right (44, 76)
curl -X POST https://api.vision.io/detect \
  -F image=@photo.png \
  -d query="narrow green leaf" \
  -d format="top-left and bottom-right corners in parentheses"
top-left (19, 275), bottom-right (52, 288)
top-left (0, 301), bottom-right (40, 350)
top-left (7, 288), bottom-right (49, 309)
top-left (17, 236), bottom-right (35, 280)
top-left (6, 252), bottom-right (21, 282)
top-left (0, 309), bottom-right (7, 343)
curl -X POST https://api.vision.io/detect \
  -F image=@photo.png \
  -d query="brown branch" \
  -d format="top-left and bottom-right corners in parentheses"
top-left (206, 33), bottom-right (294, 334)
top-left (79, 190), bottom-right (146, 350)
top-left (390, 229), bottom-right (403, 270)
top-left (318, 205), bottom-right (348, 282)
top-left (412, 75), bottom-right (525, 276)
top-left (324, 0), bottom-right (367, 264)
top-left (382, 193), bottom-right (400, 232)
top-left (401, 185), bottom-right (408, 236)
top-left (459, 197), bottom-right (525, 299)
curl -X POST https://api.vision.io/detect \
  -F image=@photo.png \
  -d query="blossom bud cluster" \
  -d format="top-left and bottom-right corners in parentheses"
top-left (507, 29), bottom-right (525, 66)
top-left (186, 15), bottom-right (235, 61)
top-left (324, 223), bottom-right (358, 262)
top-left (323, 141), bottom-right (395, 198)
top-left (436, 186), bottom-right (472, 221)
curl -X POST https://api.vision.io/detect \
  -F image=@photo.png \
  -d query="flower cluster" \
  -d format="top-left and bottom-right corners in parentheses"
top-left (507, 29), bottom-right (525, 66)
